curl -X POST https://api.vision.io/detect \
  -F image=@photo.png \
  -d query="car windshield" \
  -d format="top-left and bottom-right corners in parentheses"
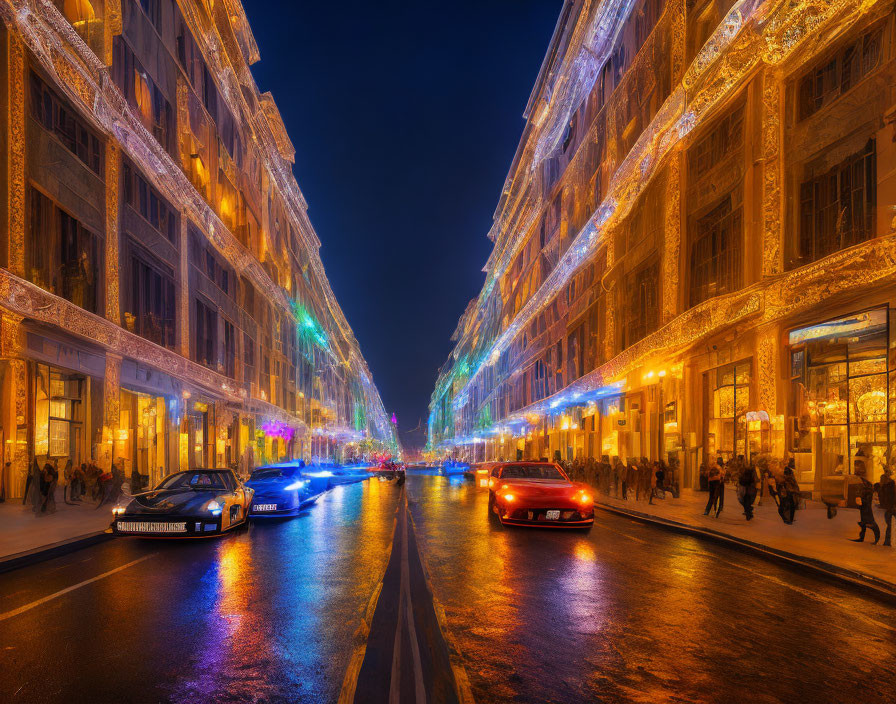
top-left (157, 471), bottom-right (230, 491)
top-left (500, 464), bottom-right (566, 480)
top-left (250, 467), bottom-right (296, 480)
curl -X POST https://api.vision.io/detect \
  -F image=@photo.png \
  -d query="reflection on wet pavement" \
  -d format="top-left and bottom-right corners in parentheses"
top-left (405, 473), bottom-right (896, 704)
top-left (0, 479), bottom-right (400, 704)
top-left (2, 472), bottom-right (895, 704)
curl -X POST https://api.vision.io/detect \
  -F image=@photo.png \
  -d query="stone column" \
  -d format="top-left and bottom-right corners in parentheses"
top-left (105, 143), bottom-right (121, 324)
top-left (0, 313), bottom-right (27, 493)
top-left (102, 353), bottom-right (122, 470)
top-left (761, 68), bottom-right (784, 277)
top-left (6, 32), bottom-right (26, 278)
top-left (104, 1), bottom-right (123, 66)
top-left (662, 152), bottom-right (682, 324)
top-left (178, 215), bottom-right (190, 357)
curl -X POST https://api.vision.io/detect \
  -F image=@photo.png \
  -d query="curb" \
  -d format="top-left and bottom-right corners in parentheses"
top-left (596, 501), bottom-right (896, 603)
top-left (0, 530), bottom-right (114, 574)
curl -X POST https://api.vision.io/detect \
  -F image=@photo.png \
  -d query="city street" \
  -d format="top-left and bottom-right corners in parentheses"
top-left (2, 471), bottom-right (895, 703)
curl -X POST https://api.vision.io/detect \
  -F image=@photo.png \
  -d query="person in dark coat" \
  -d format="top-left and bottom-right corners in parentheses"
top-left (41, 461), bottom-right (58, 514)
top-left (776, 467), bottom-right (799, 524)
top-left (877, 467), bottom-right (895, 547)
top-left (851, 461), bottom-right (880, 544)
top-left (739, 462), bottom-right (759, 521)
top-left (704, 461), bottom-right (723, 517)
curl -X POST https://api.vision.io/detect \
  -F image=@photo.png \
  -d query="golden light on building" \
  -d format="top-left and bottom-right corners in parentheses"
top-left (430, 0), bottom-right (896, 491)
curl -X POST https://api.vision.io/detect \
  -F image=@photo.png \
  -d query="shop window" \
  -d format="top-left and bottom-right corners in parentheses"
top-left (798, 139), bottom-right (876, 265)
top-left (29, 72), bottom-right (102, 175)
top-left (705, 361), bottom-right (752, 463)
top-left (622, 261), bottom-right (659, 350)
top-left (194, 299), bottom-right (218, 368)
top-left (124, 243), bottom-right (176, 349)
top-left (688, 194), bottom-right (743, 307)
top-left (124, 162), bottom-right (177, 242)
top-left (34, 366), bottom-right (84, 461)
top-left (28, 189), bottom-right (102, 315)
top-left (798, 28), bottom-right (883, 121)
top-left (790, 309), bottom-right (891, 483)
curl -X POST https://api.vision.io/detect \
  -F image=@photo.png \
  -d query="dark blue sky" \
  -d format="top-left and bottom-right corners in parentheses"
top-left (245, 1), bottom-right (562, 448)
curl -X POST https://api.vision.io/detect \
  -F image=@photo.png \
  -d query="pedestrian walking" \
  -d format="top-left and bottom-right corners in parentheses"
top-left (40, 460), bottom-right (58, 514)
top-left (704, 461), bottom-right (723, 517)
top-left (62, 458), bottom-right (74, 504)
top-left (851, 460), bottom-right (880, 543)
top-left (877, 467), bottom-right (895, 546)
top-left (776, 466), bottom-right (799, 524)
top-left (738, 461), bottom-right (759, 521)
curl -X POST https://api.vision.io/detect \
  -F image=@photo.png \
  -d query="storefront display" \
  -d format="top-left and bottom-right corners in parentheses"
top-left (118, 389), bottom-right (169, 489)
top-left (789, 308), bottom-right (893, 491)
top-left (704, 360), bottom-right (751, 463)
top-left (34, 364), bottom-right (86, 465)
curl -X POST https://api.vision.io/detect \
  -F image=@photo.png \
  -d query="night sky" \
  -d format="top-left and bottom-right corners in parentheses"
top-left (245, 1), bottom-right (563, 450)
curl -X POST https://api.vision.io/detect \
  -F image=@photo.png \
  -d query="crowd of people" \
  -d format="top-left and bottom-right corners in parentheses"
top-left (19, 457), bottom-right (127, 516)
top-left (551, 450), bottom-right (895, 546)
top-left (563, 455), bottom-right (680, 504)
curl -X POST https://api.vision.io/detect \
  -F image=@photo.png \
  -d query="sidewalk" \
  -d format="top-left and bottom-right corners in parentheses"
top-left (0, 488), bottom-right (113, 567)
top-left (597, 485), bottom-right (896, 594)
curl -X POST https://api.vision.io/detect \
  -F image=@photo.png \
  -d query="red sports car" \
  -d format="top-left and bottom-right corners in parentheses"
top-left (487, 461), bottom-right (594, 529)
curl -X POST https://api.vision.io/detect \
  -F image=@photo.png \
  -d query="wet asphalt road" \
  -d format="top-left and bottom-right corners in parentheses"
top-left (1, 471), bottom-right (896, 704)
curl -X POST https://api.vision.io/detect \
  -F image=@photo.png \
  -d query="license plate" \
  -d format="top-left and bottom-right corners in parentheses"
top-left (545, 510), bottom-right (560, 520)
top-left (254, 504), bottom-right (277, 512)
top-left (118, 521), bottom-right (186, 533)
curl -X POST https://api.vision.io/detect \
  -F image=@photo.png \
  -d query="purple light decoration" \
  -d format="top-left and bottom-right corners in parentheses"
top-left (391, 413), bottom-right (397, 425)
top-left (261, 420), bottom-right (295, 442)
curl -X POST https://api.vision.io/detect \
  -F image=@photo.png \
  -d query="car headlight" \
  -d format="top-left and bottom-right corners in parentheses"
top-left (112, 506), bottom-right (126, 517)
top-left (284, 479), bottom-right (306, 491)
top-left (206, 500), bottom-right (223, 516)
top-left (501, 493), bottom-right (516, 503)
top-left (577, 492), bottom-right (593, 505)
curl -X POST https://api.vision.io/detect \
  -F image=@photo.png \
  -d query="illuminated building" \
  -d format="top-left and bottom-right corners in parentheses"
top-left (429, 0), bottom-right (896, 493)
top-left (0, 0), bottom-right (397, 498)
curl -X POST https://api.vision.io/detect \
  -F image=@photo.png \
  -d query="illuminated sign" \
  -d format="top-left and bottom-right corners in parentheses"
top-left (788, 309), bottom-right (887, 346)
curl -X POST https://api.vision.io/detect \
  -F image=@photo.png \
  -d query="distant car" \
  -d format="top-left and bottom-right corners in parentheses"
top-left (112, 469), bottom-right (253, 537)
top-left (487, 462), bottom-right (594, 529)
top-left (245, 463), bottom-right (322, 518)
top-left (466, 461), bottom-right (498, 487)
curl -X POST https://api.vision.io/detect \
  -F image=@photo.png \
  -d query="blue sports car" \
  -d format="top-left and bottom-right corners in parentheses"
top-left (245, 463), bottom-right (325, 518)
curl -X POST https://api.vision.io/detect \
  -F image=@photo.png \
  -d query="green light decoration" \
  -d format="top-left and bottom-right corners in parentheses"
top-left (353, 402), bottom-right (367, 432)
top-left (476, 406), bottom-right (492, 431)
top-left (292, 301), bottom-right (330, 350)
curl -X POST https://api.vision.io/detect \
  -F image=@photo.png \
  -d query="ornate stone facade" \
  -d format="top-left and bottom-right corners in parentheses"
top-left (0, 0), bottom-right (397, 496)
top-left (430, 0), bottom-right (896, 492)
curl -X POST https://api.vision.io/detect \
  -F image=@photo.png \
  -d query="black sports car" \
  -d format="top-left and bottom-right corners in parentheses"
top-left (112, 469), bottom-right (254, 537)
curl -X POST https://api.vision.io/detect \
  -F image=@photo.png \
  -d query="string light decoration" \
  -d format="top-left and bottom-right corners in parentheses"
top-left (429, 0), bottom-right (894, 449)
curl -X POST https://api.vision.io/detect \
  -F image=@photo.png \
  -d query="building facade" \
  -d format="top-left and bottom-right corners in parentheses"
top-left (429, 0), bottom-right (896, 495)
top-left (0, 0), bottom-right (397, 499)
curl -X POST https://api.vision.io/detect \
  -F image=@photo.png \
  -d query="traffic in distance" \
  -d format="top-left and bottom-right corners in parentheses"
top-left (107, 458), bottom-right (591, 538)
